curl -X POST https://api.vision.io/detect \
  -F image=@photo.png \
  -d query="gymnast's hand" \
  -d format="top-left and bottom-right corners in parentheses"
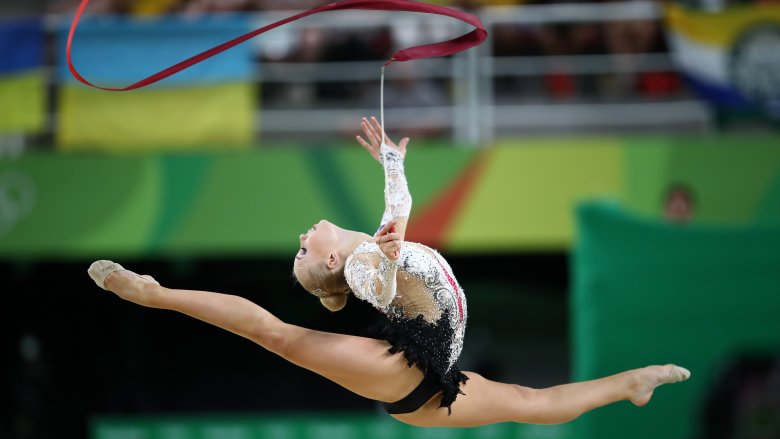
top-left (375, 220), bottom-right (402, 261)
top-left (356, 116), bottom-right (409, 163)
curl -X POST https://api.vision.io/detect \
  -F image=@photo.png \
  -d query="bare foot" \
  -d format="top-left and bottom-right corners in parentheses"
top-left (88, 260), bottom-right (160, 307)
top-left (630, 364), bottom-right (691, 406)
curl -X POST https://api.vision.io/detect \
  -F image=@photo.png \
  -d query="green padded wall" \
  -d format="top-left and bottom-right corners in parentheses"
top-left (571, 202), bottom-right (780, 439)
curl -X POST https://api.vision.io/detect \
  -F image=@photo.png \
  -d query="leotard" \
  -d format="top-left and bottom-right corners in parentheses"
top-left (344, 143), bottom-right (468, 412)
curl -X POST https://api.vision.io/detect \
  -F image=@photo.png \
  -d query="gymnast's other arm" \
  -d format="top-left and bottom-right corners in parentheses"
top-left (348, 116), bottom-right (409, 308)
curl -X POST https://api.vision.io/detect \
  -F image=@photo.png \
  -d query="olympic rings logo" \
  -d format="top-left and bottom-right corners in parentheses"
top-left (0, 170), bottom-right (37, 238)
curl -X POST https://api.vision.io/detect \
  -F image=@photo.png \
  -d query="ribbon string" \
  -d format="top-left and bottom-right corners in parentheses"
top-left (381, 66), bottom-right (386, 146)
top-left (66, 0), bottom-right (487, 91)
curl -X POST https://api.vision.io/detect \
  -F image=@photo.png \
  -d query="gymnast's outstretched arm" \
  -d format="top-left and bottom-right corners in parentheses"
top-left (355, 116), bottom-right (411, 240)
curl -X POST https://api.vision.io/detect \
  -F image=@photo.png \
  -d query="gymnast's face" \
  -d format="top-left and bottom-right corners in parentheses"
top-left (294, 220), bottom-right (340, 268)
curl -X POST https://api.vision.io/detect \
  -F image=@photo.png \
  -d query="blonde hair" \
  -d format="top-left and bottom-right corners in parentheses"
top-left (294, 261), bottom-right (349, 312)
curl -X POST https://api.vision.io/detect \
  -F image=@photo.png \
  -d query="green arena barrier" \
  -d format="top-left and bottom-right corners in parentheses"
top-left (571, 201), bottom-right (780, 439)
top-left (91, 413), bottom-right (574, 439)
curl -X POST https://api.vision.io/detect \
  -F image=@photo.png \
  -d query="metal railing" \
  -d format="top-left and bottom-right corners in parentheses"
top-left (251, 2), bottom-right (710, 144)
top-left (32, 2), bottom-right (711, 149)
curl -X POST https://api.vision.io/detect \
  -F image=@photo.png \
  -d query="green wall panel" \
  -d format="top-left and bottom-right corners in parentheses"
top-left (1, 137), bottom-right (779, 258)
top-left (448, 139), bottom-right (622, 252)
top-left (572, 202), bottom-right (780, 439)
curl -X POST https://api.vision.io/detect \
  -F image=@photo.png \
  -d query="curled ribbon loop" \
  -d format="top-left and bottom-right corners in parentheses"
top-left (66, 0), bottom-right (488, 91)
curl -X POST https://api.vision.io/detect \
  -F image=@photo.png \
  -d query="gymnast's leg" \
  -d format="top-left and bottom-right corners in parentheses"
top-left (90, 261), bottom-right (424, 404)
top-left (395, 366), bottom-right (689, 428)
top-left (90, 262), bottom-right (689, 428)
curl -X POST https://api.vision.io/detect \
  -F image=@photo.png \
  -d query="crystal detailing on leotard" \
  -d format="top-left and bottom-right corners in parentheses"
top-left (346, 241), bottom-right (468, 372)
top-left (344, 142), bottom-right (467, 378)
top-left (346, 244), bottom-right (399, 309)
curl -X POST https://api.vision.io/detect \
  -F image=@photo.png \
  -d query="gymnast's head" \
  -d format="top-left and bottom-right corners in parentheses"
top-left (293, 220), bottom-right (350, 312)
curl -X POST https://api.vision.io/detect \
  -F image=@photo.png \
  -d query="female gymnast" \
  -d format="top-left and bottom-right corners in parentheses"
top-left (88, 116), bottom-right (690, 428)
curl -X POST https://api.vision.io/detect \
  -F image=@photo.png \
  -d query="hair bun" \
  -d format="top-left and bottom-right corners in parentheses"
top-left (320, 294), bottom-right (347, 312)
top-left (311, 288), bottom-right (328, 298)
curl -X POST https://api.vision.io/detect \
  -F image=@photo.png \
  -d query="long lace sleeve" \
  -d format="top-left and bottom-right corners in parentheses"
top-left (379, 143), bottom-right (412, 228)
top-left (344, 144), bottom-right (410, 310)
top-left (344, 250), bottom-right (398, 310)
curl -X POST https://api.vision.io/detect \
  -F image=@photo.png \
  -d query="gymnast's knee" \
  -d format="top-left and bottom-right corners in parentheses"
top-left (511, 386), bottom-right (579, 425)
top-left (248, 318), bottom-right (292, 355)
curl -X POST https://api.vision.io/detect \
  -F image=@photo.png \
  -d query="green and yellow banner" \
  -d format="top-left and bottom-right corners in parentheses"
top-left (1, 137), bottom-right (779, 259)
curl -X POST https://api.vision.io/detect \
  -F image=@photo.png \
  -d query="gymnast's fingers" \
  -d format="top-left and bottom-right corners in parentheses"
top-left (399, 137), bottom-right (410, 152)
top-left (369, 117), bottom-right (390, 144)
top-left (362, 118), bottom-right (379, 146)
top-left (381, 233), bottom-right (401, 243)
top-left (378, 236), bottom-right (392, 245)
top-left (378, 232), bottom-right (400, 243)
top-left (375, 220), bottom-right (396, 238)
top-left (356, 135), bottom-right (370, 149)
top-left (381, 242), bottom-right (400, 260)
top-left (380, 237), bottom-right (399, 249)
top-left (356, 135), bottom-right (377, 157)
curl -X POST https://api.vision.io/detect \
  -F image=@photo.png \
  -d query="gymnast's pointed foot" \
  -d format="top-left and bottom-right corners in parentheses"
top-left (88, 260), bottom-right (161, 307)
top-left (630, 364), bottom-right (691, 407)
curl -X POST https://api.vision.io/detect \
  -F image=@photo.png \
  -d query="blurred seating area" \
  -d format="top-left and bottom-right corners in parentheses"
top-left (0, 0), bottom-right (732, 152)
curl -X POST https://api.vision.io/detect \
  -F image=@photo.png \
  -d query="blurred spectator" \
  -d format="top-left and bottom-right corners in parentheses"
top-left (663, 182), bottom-right (696, 223)
top-left (283, 26), bottom-right (329, 62)
top-left (254, 0), bottom-right (330, 10)
top-left (261, 27), bottom-right (328, 106)
top-left (48, 0), bottom-right (179, 15)
top-left (492, 21), bottom-right (607, 100)
top-left (0, 0), bottom-right (48, 15)
top-left (320, 27), bottom-right (391, 101)
top-left (182, 0), bottom-right (258, 14)
top-left (604, 7), bottom-right (681, 99)
top-left (490, 0), bottom-right (682, 101)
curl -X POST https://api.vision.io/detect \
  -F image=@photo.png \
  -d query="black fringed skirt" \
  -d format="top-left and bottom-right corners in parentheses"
top-left (367, 309), bottom-right (468, 413)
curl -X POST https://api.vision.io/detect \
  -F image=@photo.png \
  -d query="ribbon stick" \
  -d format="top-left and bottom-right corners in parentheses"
top-left (66, 0), bottom-right (488, 91)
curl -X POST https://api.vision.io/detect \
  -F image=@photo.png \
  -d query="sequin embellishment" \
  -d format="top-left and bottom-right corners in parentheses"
top-left (344, 143), bottom-right (467, 372)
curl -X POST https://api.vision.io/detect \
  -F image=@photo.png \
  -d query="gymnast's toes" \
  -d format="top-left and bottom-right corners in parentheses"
top-left (665, 365), bottom-right (691, 384)
top-left (629, 364), bottom-right (690, 407)
top-left (88, 260), bottom-right (125, 291)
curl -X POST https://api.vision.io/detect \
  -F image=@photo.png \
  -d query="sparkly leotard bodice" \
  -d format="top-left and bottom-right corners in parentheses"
top-left (344, 143), bottom-right (467, 372)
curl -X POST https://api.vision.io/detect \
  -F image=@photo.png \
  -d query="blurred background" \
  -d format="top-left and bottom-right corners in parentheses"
top-left (1, 0), bottom-right (780, 438)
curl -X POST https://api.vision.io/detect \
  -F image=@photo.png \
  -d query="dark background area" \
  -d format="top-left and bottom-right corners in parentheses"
top-left (0, 252), bottom-right (569, 438)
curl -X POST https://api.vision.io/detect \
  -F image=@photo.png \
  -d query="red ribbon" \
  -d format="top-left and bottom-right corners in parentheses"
top-left (66, 0), bottom-right (488, 91)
